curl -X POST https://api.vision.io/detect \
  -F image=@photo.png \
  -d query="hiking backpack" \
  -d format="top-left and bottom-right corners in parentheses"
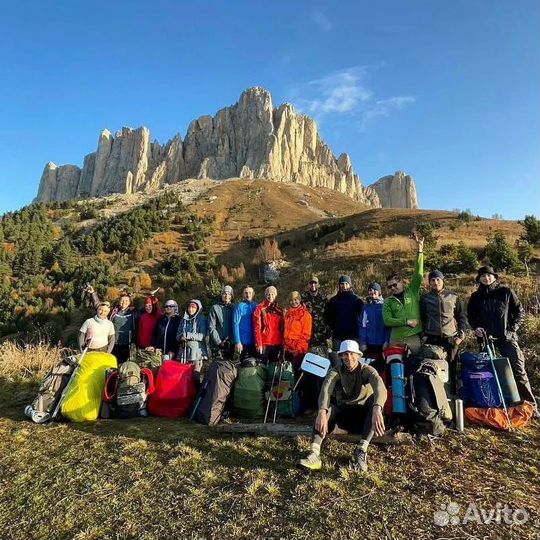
top-left (408, 360), bottom-right (452, 436)
top-left (265, 361), bottom-right (301, 419)
top-left (193, 359), bottom-right (238, 425)
top-left (103, 361), bottom-right (155, 418)
top-left (233, 358), bottom-right (267, 419)
top-left (61, 351), bottom-right (117, 422)
top-left (25, 354), bottom-right (79, 424)
top-left (148, 360), bottom-right (196, 418)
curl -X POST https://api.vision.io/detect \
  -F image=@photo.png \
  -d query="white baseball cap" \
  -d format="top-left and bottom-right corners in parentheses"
top-left (338, 340), bottom-right (362, 356)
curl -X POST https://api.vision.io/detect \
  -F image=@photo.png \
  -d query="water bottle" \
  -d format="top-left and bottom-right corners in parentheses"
top-left (455, 399), bottom-right (464, 432)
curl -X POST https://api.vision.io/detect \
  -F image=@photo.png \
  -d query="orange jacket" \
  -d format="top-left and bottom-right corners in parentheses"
top-left (284, 305), bottom-right (312, 354)
top-left (253, 300), bottom-right (284, 348)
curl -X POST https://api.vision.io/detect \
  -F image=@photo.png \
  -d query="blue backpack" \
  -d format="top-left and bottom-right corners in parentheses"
top-left (460, 352), bottom-right (501, 408)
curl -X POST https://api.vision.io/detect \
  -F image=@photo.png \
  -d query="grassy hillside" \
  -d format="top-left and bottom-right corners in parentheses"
top-left (0, 180), bottom-right (539, 539)
top-left (0, 338), bottom-right (539, 540)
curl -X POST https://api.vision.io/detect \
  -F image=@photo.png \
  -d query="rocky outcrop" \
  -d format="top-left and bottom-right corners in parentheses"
top-left (369, 171), bottom-right (419, 209)
top-left (35, 87), bottom-right (416, 209)
top-left (36, 162), bottom-right (81, 202)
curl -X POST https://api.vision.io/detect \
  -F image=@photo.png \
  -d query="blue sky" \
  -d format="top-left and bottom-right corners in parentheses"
top-left (0, 0), bottom-right (538, 219)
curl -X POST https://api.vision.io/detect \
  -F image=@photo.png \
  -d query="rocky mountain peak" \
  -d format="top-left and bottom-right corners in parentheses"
top-left (370, 171), bottom-right (419, 209)
top-left (34, 88), bottom-right (418, 209)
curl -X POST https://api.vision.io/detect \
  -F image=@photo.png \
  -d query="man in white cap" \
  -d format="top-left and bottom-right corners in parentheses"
top-left (298, 339), bottom-right (387, 472)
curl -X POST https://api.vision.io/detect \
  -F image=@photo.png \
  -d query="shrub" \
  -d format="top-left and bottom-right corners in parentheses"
top-left (485, 231), bottom-right (521, 272)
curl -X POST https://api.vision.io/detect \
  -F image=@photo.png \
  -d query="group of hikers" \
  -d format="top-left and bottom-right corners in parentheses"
top-left (78, 234), bottom-right (536, 471)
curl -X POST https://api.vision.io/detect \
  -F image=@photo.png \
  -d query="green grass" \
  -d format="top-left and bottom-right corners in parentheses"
top-left (0, 376), bottom-right (538, 540)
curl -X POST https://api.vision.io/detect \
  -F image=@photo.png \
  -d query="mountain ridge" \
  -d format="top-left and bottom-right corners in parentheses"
top-left (35, 87), bottom-right (418, 209)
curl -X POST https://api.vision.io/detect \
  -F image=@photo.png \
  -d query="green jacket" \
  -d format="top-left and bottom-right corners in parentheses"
top-left (383, 251), bottom-right (424, 342)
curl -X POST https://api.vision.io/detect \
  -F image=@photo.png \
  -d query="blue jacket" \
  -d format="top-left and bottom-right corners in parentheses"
top-left (233, 300), bottom-right (257, 345)
top-left (359, 298), bottom-right (391, 347)
top-left (176, 300), bottom-right (208, 361)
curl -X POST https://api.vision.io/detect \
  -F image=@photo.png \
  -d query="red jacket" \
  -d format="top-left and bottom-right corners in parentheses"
top-left (137, 309), bottom-right (163, 348)
top-left (253, 300), bottom-right (284, 348)
top-left (284, 305), bottom-right (312, 354)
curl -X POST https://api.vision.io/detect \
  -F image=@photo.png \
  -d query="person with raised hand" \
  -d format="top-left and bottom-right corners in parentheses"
top-left (383, 234), bottom-right (424, 356)
top-left (79, 301), bottom-right (115, 353)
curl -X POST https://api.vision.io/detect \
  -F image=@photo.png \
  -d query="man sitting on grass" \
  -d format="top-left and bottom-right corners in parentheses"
top-left (298, 340), bottom-right (387, 472)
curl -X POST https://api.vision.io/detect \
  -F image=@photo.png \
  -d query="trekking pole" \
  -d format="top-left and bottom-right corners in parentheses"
top-left (273, 360), bottom-right (285, 424)
top-left (189, 379), bottom-right (208, 421)
top-left (263, 360), bottom-right (279, 424)
top-left (484, 332), bottom-right (513, 431)
top-left (292, 372), bottom-right (304, 392)
top-left (183, 340), bottom-right (187, 364)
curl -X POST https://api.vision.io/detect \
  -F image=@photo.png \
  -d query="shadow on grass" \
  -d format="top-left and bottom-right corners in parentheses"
top-left (0, 376), bottom-right (309, 471)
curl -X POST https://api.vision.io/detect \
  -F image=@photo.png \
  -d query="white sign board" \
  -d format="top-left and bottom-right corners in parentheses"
top-left (301, 353), bottom-right (331, 378)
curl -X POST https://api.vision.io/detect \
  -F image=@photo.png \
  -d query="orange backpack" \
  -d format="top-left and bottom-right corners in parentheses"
top-left (464, 402), bottom-right (535, 430)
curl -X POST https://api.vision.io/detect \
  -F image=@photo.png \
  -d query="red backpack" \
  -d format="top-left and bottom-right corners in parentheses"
top-left (147, 361), bottom-right (196, 417)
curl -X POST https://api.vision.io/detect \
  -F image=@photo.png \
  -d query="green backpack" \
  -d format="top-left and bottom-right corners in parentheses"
top-left (265, 361), bottom-right (297, 418)
top-left (233, 359), bottom-right (267, 419)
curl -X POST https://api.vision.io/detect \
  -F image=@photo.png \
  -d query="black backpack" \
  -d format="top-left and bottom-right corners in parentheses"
top-left (408, 360), bottom-right (452, 436)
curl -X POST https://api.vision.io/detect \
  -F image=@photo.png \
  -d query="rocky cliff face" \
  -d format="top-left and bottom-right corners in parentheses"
top-left (35, 87), bottom-right (417, 209)
top-left (370, 171), bottom-right (419, 209)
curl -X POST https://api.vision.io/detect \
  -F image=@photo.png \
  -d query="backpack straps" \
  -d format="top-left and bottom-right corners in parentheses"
top-left (140, 367), bottom-right (155, 395)
top-left (104, 371), bottom-right (119, 402)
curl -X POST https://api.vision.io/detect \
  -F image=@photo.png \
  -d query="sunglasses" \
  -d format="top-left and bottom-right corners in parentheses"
top-left (387, 282), bottom-right (399, 289)
top-left (165, 304), bottom-right (175, 308)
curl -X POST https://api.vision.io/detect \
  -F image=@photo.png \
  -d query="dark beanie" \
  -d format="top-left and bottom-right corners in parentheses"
top-left (339, 275), bottom-right (352, 285)
top-left (428, 270), bottom-right (445, 281)
top-left (367, 282), bottom-right (382, 293)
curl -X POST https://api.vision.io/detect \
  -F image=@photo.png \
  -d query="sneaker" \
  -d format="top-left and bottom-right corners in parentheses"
top-left (24, 405), bottom-right (33, 418)
top-left (350, 448), bottom-right (368, 472)
top-left (298, 451), bottom-right (322, 471)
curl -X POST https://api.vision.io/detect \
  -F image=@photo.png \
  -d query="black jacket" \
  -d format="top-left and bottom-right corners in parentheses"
top-left (153, 315), bottom-right (181, 357)
top-left (467, 282), bottom-right (525, 340)
top-left (324, 290), bottom-right (364, 341)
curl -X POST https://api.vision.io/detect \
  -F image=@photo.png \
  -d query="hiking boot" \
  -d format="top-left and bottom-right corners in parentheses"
top-left (298, 451), bottom-right (322, 471)
top-left (349, 448), bottom-right (368, 472)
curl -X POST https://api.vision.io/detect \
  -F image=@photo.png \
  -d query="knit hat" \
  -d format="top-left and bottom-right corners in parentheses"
top-left (476, 265), bottom-right (499, 282)
top-left (222, 285), bottom-right (234, 297)
top-left (265, 286), bottom-right (278, 297)
top-left (339, 275), bottom-right (352, 285)
top-left (367, 282), bottom-right (382, 293)
top-left (428, 270), bottom-right (445, 281)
